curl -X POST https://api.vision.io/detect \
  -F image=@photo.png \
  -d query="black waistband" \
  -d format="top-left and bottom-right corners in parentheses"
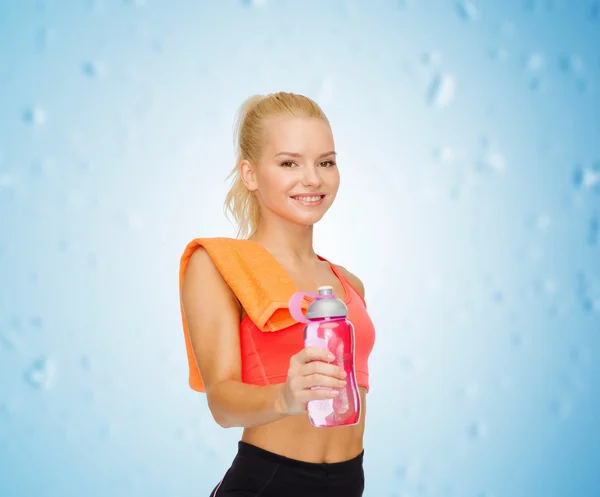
top-left (237, 440), bottom-right (364, 474)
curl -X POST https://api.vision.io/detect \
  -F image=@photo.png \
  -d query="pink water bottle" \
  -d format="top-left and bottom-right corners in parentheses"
top-left (288, 285), bottom-right (361, 428)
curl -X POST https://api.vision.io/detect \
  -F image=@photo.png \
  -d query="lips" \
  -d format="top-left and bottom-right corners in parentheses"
top-left (290, 194), bottom-right (326, 199)
top-left (291, 194), bottom-right (326, 207)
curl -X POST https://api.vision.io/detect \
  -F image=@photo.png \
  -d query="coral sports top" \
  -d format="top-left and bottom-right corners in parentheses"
top-left (178, 237), bottom-right (376, 393)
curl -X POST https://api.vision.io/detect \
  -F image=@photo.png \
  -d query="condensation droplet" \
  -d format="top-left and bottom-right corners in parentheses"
top-left (468, 421), bottom-right (489, 439)
top-left (527, 53), bottom-right (544, 71)
top-left (489, 47), bottom-right (509, 62)
top-left (9, 315), bottom-right (22, 331)
top-left (241, 0), bottom-right (267, 6)
top-left (550, 397), bottom-right (572, 419)
top-left (535, 214), bottom-right (551, 231)
top-left (573, 162), bottom-right (600, 191)
top-left (433, 145), bottom-right (455, 164)
top-left (428, 73), bottom-right (456, 108)
top-left (36, 26), bottom-right (56, 50)
top-left (569, 346), bottom-right (592, 367)
top-left (533, 277), bottom-right (558, 296)
top-left (529, 76), bottom-right (542, 91)
top-left (477, 150), bottom-right (507, 174)
top-left (456, 0), bottom-right (478, 21)
top-left (30, 316), bottom-right (43, 329)
top-left (576, 273), bottom-right (600, 312)
top-left (81, 354), bottom-right (94, 371)
top-left (421, 50), bottom-right (442, 66)
top-left (511, 332), bottom-right (527, 346)
top-left (82, 61), bottom-right (103, 77)
top-left (24, 356), bottom-right (57, 389)
top-left (559, 54), bottom-right (584, 74)
top-left (23, 106), bottom-right (47, 126)
top-left (0, 330), bottom-right (18, 350)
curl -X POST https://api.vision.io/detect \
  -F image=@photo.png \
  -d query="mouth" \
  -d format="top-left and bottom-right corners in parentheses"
top-left (290, 194), bottom-right (326, 207)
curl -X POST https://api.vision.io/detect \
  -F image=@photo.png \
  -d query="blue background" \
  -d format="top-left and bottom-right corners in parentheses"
top-left (1, 1), bottom-right (599, 496)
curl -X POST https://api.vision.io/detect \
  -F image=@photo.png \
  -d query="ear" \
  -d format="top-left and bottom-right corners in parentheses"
top-left (240, 159), bottom-right (258, 191)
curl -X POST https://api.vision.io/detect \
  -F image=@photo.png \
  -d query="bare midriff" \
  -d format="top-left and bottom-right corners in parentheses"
top-left (240, 386), bottom-right (367, 463)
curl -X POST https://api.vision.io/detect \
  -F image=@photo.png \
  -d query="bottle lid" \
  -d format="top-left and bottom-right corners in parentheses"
top-left (306, 285), bottom-right (348, 319)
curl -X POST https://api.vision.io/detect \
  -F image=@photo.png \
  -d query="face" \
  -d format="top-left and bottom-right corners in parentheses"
top-left (241, 116), bottom-right (340, 227)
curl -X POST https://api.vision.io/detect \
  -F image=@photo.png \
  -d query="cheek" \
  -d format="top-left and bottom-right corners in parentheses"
top-left (260, 171), bottom-right (295, 197)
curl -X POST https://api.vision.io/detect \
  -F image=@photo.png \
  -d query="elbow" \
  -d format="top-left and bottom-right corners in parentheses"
top-left (212, 409), bottom-right (234, 428)
top-left (206, 389), bottom-right (235, 429)
top-left (207, 399), bottom-right (229, 428)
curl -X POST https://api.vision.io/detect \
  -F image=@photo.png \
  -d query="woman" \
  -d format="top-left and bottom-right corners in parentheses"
top-left (179, 92), bottom-right (376, 496)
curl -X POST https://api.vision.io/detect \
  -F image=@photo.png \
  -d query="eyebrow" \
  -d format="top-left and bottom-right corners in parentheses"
top-left (273, 151), bottom-right (337, 159)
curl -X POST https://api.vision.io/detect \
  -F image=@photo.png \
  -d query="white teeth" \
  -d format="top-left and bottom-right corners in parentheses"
top-left (294, 195), bottom-right (322, 202)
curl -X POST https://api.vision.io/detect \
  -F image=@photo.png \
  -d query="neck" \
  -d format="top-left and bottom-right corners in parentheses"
top-left (248, 218), bottom-right (318, 265)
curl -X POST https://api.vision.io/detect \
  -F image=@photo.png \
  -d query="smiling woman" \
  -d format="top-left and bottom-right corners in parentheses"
top-left (179, 92), bottom-right (376, 497)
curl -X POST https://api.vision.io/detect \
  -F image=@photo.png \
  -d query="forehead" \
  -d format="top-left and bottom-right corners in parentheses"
top-left (261, 116), bottom-right (334, 154)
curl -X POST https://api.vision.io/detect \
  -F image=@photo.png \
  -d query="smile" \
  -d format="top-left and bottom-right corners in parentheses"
top-left (290, 194), bottom-right (326, 206)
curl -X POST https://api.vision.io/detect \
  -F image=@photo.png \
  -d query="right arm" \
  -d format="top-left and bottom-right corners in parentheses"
top-left (181, 247), bottom-right (347, 429)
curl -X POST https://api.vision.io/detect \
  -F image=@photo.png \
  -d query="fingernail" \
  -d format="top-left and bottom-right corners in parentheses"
top-left (328, 354), bottom-right (335, 361)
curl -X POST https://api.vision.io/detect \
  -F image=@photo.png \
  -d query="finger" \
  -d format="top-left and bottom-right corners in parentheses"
top-left (302, 361), bottom-right (346, 379)
top-left (298, 347), bottom-right (335, 364)
top-left (309, 387), bottom-right (340, 400)
top-left (303, 373), bottom-right (347, 390)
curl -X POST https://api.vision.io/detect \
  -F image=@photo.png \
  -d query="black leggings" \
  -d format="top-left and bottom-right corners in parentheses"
top-left (209, 440), bottom-right (365, 497)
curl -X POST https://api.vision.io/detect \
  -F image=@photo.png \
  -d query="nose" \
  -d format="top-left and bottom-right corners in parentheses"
top-left (301, 164), bottom-right (322, 188)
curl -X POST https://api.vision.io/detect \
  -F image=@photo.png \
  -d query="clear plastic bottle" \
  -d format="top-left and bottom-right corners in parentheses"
top-left (288, 285), bottom-right (361, 427)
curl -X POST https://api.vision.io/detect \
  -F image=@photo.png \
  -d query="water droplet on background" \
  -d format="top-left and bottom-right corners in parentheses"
top-left (535, 214), bottom-right (551, 231)
top-left (23, 106), bottom-right (47, 126)
top-left (456, 0), bottom-right (478, 21)
top-left (477, 150), bottom-right (507, 174)
top-left (433, 145), bottom-right (455, 164)
top-left (241, 0), bottom-right (267, 6)
top-left (573, 162), bottom-right (600, 192)
top-left (559, 54), bottom-right (584, 74)
top-left (576, 273), bottom-right (600, 312)
top-left (533, 277), bottom-right (558, 296)
top-left (81, 354), bottom-right (94, 371)
top-left (488, 47), bottom-right (509, 62)
top-left (527, 53), bottom-right (544, 71)
top-left (550, 397), bottom-right (573, 419)
top-left (82, 61), bottom-right (104, 78)
top-left (428, 73), bottom-right (456, 107)
top-left (468, 421), bottom-right (489, 439)
top-left (30, 316), bottom-right (43, 330)
top-left (421, 51), bottom-right (442, 66)
top-left (24, 356), bottom-right (57, 389)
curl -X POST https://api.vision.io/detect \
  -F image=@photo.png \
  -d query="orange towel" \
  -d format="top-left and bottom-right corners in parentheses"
top-left (178, 237), bottom-right (310, 392)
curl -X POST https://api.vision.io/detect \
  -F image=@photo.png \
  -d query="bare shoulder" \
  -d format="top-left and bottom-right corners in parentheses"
top-left (181, 246), bottom-right (242, 404)
top-left (333, 264), bottom-right (365, 299)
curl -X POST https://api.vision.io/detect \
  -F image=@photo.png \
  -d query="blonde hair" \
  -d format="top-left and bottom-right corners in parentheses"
top-left (223, 91), bottom-right (330, 239)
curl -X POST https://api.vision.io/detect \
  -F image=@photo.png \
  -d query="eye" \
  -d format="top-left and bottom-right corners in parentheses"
top-left (280, 161), bottom-right (297, 168)
top-left (320, 160), bottom-right (337, 167)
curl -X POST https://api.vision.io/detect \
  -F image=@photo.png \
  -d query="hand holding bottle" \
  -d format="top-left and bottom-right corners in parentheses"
top-left (278, 346), bottom-right (347, 415)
